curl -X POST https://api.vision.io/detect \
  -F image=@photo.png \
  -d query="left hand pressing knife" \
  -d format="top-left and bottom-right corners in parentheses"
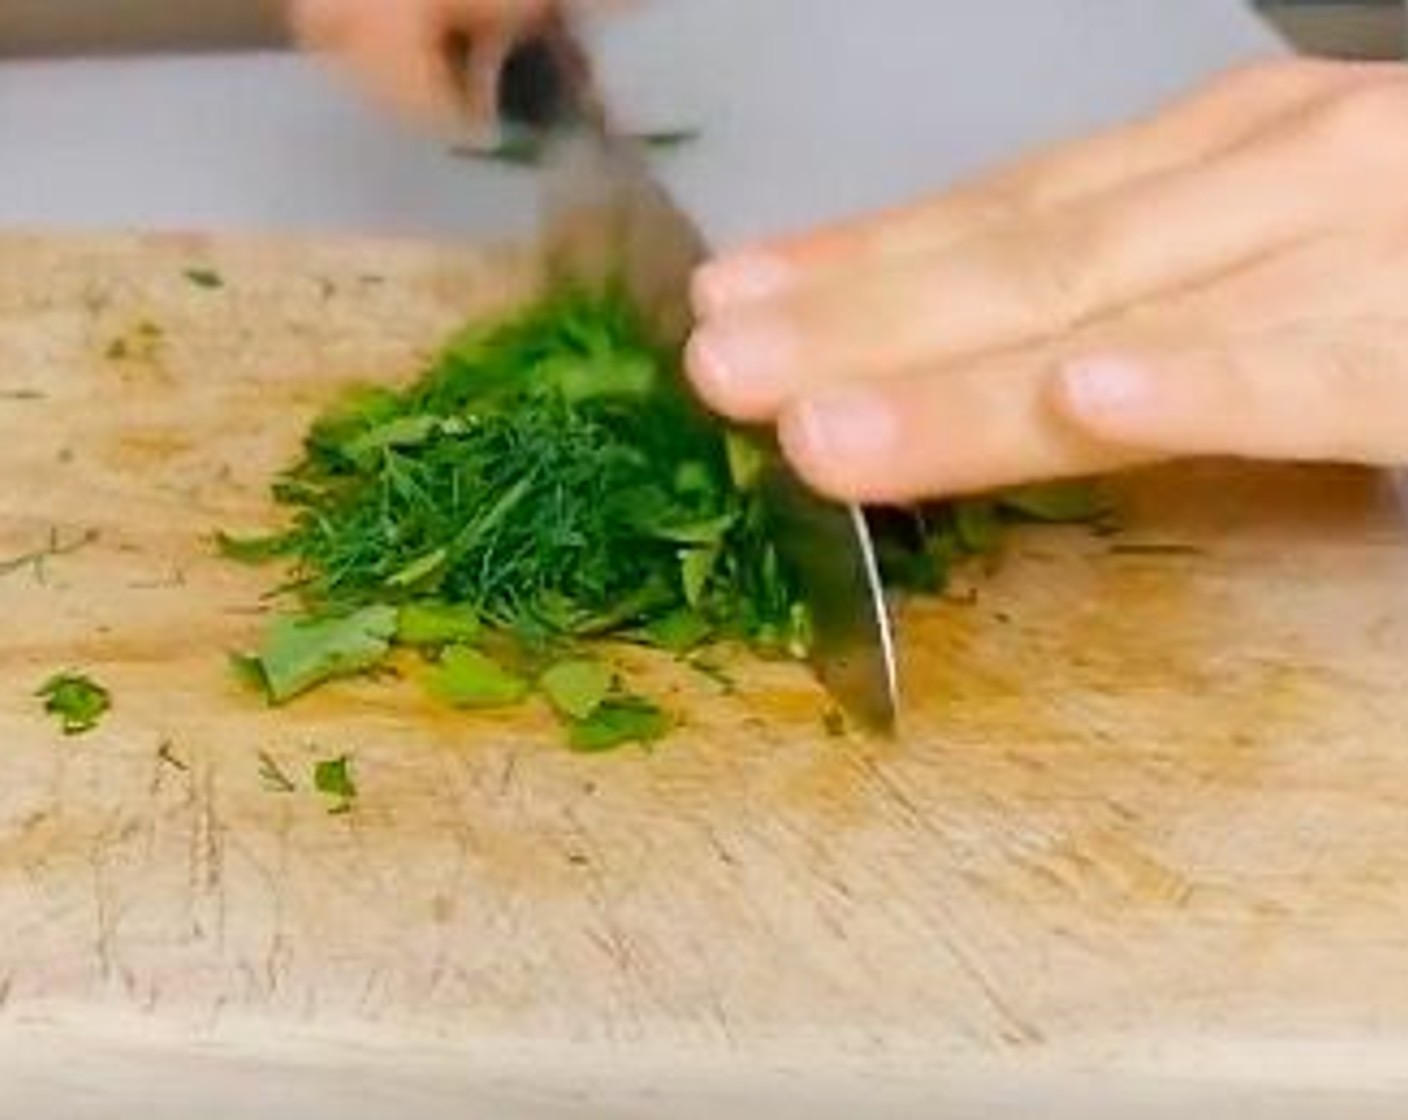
top-left (456, 22), bottom-right (901, 732)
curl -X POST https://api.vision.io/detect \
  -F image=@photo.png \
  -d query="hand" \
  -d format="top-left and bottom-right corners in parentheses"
top-left (290, 0), bottom-right (555, 127)
top-left (686, 59), bottom-right (1408, 504)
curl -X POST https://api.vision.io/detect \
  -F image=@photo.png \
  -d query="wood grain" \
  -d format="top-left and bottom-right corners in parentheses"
top-left (2, 232), bottom-right (1408, 1114)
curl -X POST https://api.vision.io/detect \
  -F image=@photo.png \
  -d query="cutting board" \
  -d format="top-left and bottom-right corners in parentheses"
top-left (4, 233), bottom-right (1408, 1120)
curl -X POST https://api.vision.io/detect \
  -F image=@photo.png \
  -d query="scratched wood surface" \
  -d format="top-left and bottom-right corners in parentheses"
top-left (3, 232), bottom-right (1408, 1113)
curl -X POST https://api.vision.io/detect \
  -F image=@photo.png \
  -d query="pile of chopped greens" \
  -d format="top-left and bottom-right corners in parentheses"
top-left (223, 285), bottom-right (1100, 750)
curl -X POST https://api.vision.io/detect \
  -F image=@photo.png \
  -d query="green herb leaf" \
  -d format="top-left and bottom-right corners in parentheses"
top-left (540, 659), bottom-right (614, 721)
top-left (242, 606), bottom-right (398, 704)
top-left (36, 672), bottom-right (111, 735)
top-left (642, 608), bottom-right (713, 654)
top-left (427, 646), bottom-right (530, 709)
top-left (953, 501), bottom-right (1000, 554)
top-left (999, 482), bottom-right (1106, 523)
top-left (568, 697), bottom-right (672, 754)
top-left (214, 530), bottom-right (295, 564)
top-left (313, 754), bottom-right (357, 813)
top-left (183, 268), bottom-right (224, 290)
top-left (396, 601), bottom-right (482, 646)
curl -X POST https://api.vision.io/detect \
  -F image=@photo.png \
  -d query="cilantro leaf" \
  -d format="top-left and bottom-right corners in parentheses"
top-left (998, 482), bottom-right (1107, 523)
top-left (568, 698), bottom-right (671, 754)
top-left (539, 659), bottom-right (613, 720)
top-left (241, 606), bottom-right (398, 704)
top-left (36, 672), bottom-right (111, 735)
top-left (427, 646), bottom-right (530, 709)
top-left (396, 601), bottom-right (482, 646)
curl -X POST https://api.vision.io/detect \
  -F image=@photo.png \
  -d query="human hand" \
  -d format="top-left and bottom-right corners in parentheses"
top-left (687, 60), bottom-right (1408, 503)
top-left (289, 0), bottom-right (555, 128)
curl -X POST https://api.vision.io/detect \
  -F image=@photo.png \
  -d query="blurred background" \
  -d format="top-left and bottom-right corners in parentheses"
top-left (0, 0), bottom-right (1402, 59)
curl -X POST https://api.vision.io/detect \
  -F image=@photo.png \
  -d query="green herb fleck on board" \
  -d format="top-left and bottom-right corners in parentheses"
top-left (183, 268), bottom-right (224, 290)
top-left (37, 672), bottom-right (111, 735)
top-left (313, 754), bottom-right (357, 813)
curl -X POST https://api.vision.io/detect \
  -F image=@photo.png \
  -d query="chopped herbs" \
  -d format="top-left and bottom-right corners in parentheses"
top-left (238, 605), bottom-right (398, 703)
top-left (427, 646), bottom-right (530, 709)
top-left (183, 268), bottom-right (225, 290)
top-left (395, 601), bottom-right (482, 646)
top-left (222, 284), bottom-right (1103, 750)
top-left (998, 482), bottom-right (1108, 523)
top-left (569, 697), bottom-right (671, 753)
top-left (37, 672), bottom-right (111, 735)
top-left (313, 754), bottom-right (357, 813)
top-left (539, 659), bottom-right (614, 721)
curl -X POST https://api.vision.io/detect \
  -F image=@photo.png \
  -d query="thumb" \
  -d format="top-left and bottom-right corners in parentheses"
top-left (1050, 333), bottom-right (1408, 465)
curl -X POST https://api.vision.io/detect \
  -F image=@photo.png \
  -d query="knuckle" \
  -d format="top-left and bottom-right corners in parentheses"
top-left (1006, 213), bottom-right (1126, 327)
top-left (1204, 57), bottom-right (1331, 106)
top-left (1304, 82), bottom-right (1408, 155)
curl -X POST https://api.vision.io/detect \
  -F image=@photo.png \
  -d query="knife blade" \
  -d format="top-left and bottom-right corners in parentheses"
top-left (488, 27), bottom-right (901, 732)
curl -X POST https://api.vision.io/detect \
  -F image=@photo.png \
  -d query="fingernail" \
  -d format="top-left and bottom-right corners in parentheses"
top-left (686, 318), bottom-right (797, 412)
top-left (1059, 355), bottom-right (1154, 416)
top-left (786, 388), bottom-right (900, 463)
top-left (692, 253), bottom-right (794, 316)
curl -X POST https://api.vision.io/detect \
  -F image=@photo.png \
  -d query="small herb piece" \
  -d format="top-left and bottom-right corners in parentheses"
top-left (427, 646), bottom-right (530, 709)
top-left (642, 609), bottom-right (713, 654)
top-left (822, 708), bottom-right (847, 738)
top-left (568, 697), bottom-right (671, 753)
top-left (313, 754), bottom-right (357, 813)
top-left (238, 605), bottom-right (398, 703)
top-left (395, 601), bottom-right (482, 646)
top-left (540, 659), bottom-right (614, 721)
top-left (214, 530), bottom-right (296, 564)
top-left (37, 672), bottom-right (111, 735)
top-left (258, 750), bottom-right (297, 793)
top-left (183, 268), bottom-right (224, 290)
top-left (999, 482), bottom-right (1107, 523)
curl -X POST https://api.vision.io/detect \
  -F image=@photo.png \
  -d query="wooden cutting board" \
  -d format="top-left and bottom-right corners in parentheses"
top-left (4, 232), bottom-right (1408, 1119)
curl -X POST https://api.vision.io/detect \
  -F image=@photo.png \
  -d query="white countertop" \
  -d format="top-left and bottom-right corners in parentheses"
top-left (0, 1), bottom-right (1282, 245)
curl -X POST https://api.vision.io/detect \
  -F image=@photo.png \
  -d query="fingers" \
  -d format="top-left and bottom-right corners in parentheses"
top-left (775, 349), bottom-right (1148, 504)
top-left (693, 59), bottom-right (1384, 315)
top-left (687, 111), bottom-right (1359, 424)
top-left (1054, 327), bottom-right (1408, 465)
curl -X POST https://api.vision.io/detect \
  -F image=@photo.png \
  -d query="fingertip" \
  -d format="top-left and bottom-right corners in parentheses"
top-left (691, 252), bottom-right (795, 318)
top-left (683, 318), bottom-right (797, 422)
top-left (777, 389), bottom-right (905, 504)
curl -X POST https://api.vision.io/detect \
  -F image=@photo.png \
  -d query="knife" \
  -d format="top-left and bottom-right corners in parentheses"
top-left (477, 26), bottom-right (901, 732)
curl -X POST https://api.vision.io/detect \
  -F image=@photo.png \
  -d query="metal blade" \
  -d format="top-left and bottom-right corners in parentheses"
top-left (498, 32), bottom-right (901, 732)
